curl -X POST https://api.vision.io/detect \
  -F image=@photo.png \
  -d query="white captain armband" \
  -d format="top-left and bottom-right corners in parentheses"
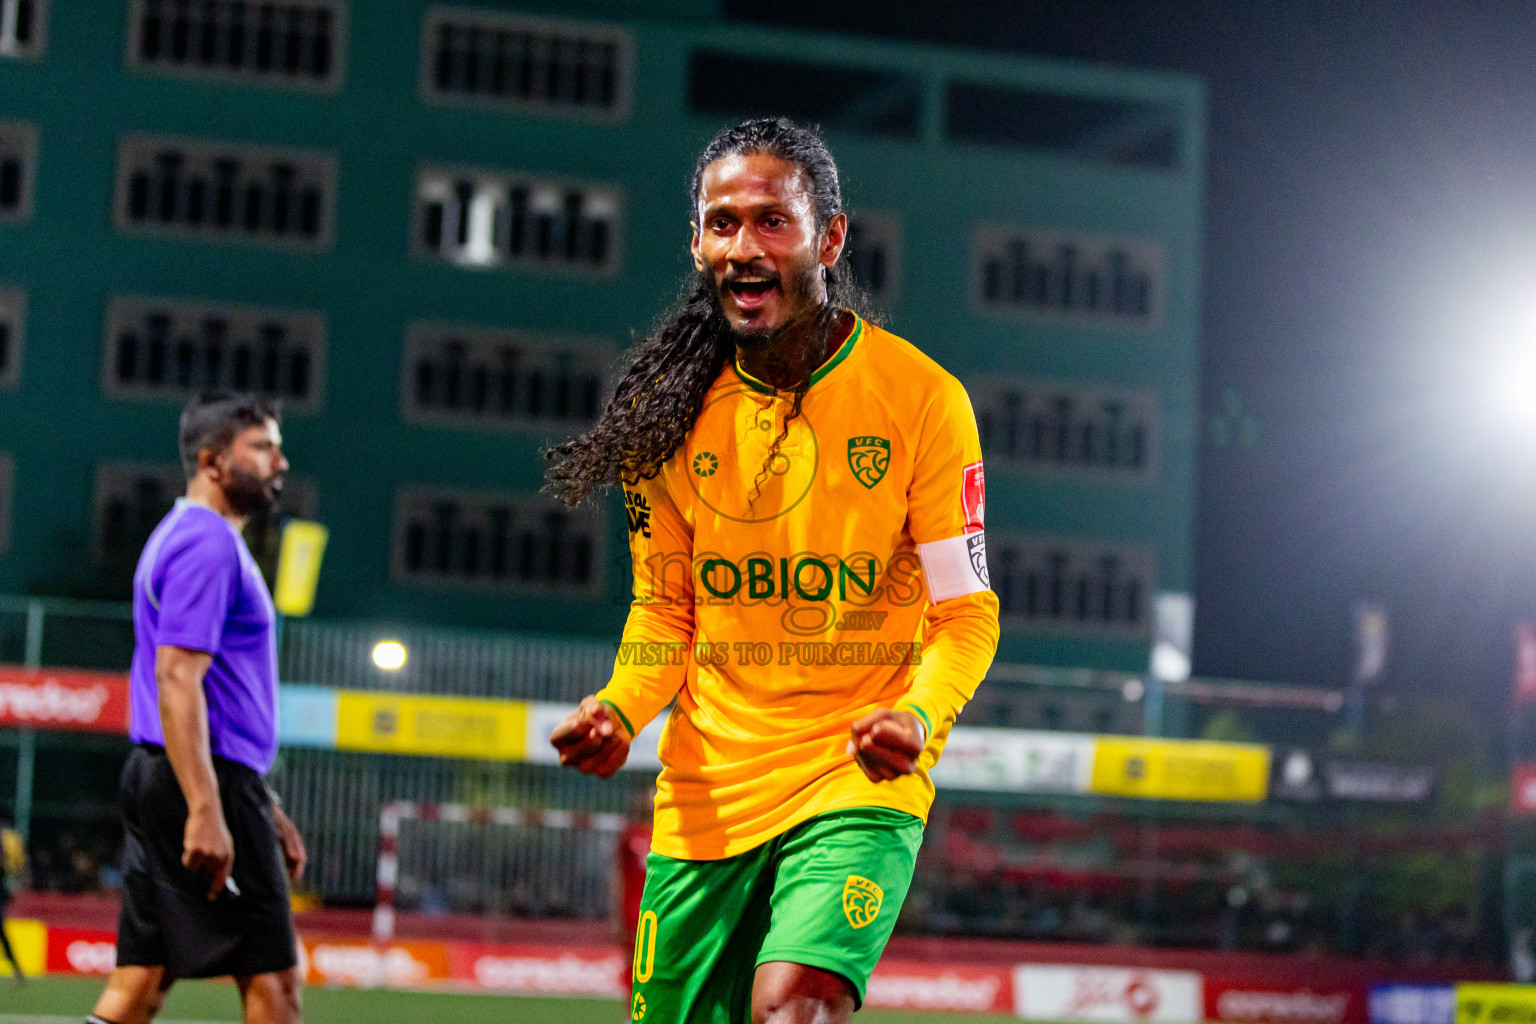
top-left (916, 531), bottom-right (991, 603)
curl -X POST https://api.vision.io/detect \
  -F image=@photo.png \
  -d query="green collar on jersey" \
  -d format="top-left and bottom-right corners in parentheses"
top-left (732, 311), bottom-right (864, 396)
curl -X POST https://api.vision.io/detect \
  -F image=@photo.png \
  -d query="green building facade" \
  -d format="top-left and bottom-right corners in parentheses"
top-left (0, 0), bottom-right (1204, 677)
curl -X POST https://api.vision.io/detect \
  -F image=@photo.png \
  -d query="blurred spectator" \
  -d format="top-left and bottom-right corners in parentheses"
top-left (0, 811), bottom-right (25, 982)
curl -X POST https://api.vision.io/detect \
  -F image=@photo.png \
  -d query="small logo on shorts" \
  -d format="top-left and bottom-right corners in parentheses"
top-left (632, 993), bottom-right (646, 1020)
top-left (842, 874), bottom-right (884, 929)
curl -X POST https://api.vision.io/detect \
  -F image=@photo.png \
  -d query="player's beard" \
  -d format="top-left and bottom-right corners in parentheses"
top-left (223, 464), bottom-right (284, 517)
top-left (709, 251), bottom-right (828, 371)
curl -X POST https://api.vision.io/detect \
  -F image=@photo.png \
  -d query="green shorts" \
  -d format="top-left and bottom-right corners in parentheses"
top-left (630, 807), bottom-right (923, 1024)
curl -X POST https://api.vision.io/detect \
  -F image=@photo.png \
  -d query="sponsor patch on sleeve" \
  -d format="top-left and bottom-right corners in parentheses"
top-left (916, 531), bottom-right (991, 603)
top-left (961, 461), bottom-right (985, 533)
top-left (624, 489), bottom-right (652, 538)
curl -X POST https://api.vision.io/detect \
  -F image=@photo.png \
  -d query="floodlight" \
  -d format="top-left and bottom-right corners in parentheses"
top-left (372, 640), bottom-right (407, 671)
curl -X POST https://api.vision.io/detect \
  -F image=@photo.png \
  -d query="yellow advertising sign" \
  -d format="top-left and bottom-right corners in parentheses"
top-left (335, 691), bottom-right (527, 761)
top-left (273, 520), bottom-right (329, 617)
top-left (1090, 737), bottom-right (1270, 802)
top-left (0, 918), bottom-right (45, 976)
top-left (1456, 984), bottom-right (1536, 1024)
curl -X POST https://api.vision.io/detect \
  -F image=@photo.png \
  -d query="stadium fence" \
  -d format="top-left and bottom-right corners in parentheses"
top-left (371, 800), bottom-right (625, 940)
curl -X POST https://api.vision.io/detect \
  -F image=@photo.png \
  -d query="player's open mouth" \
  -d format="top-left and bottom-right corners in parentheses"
top-left (726, 276), bottom-right (778, 312)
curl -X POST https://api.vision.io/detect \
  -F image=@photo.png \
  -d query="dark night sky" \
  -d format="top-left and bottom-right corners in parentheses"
top-left (726, 1), bottom-right (1536, 710)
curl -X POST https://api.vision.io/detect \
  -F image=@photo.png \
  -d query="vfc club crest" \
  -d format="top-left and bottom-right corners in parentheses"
top-left (847, 436), bottom-right (891, 489)
top-left (841, 874), bottom-right (884, 929)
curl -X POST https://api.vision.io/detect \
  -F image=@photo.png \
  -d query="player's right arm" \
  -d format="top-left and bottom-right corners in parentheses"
top-left (553, 474), bottom-right (694, 777)
top-left (157, 645), bottom-right (232, 899)
top-left (152, 526), bottom-right (240, 899)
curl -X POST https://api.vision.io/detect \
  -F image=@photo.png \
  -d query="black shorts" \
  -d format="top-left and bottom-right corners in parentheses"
top-left (115, 744), bottom-right (297, 980)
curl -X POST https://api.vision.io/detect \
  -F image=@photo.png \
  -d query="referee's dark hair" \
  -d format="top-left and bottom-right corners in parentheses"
top-left (178, 390), bottom-right (281, 479)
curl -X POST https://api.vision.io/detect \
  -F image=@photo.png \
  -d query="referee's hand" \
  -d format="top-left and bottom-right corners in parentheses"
top-left (551, 696), bottom-right (631, 779)
top-left (848, 709), bottom-right (927, 782)
top-left (183, 807), bottom-right (235, 901)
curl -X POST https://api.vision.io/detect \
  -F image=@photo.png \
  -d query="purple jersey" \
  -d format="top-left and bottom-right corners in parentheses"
top-left (130, 499), bottom-right (279, 774)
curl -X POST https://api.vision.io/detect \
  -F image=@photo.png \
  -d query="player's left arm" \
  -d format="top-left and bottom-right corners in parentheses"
top-left (852, 375), bottom-right (1000, 781)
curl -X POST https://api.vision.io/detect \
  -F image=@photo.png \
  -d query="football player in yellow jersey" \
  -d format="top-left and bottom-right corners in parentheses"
top-left (547, 118), bottom-right (999, 1024)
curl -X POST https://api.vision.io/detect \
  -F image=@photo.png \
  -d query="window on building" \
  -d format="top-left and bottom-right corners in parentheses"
top-left (0, 285), bottom-right (23, 389)
top-left (421, 8), bottom-right (630, 118)
top-left (127, 0), bottom-right (345, 90)
top-left (94, 465), bottom-right (184, 568)
top-left (115, 135), bottom-right (336, 249)
top-left (0, 452), bottom-right (11, 556)
top-left (393, 487), bottom-right (604, 596)
top-left (415, 167), bottom-right (620, 273)
top-left (946, 82), bottom-right (1182, 170)
top-left (403, 324), bottom-right (610, 430)
top-left (971, 378), bottom-right (1157, 479)
top-left (988, 535), bottom-right (1155, 637)
top-left (974, 227), bottom-right (1165, 329)
top-left (94, 462), bottom-right (315, 573)
top-left (0, 120), bottom-right (37, 223)
top-left (844, 213), bottom-right (900, 305)
top-left (104, 296), bottom-right (325, 410)
top-left (688, 51), bottom-right (921, 139)
top-left (0, 0), bottom-right (46, 59)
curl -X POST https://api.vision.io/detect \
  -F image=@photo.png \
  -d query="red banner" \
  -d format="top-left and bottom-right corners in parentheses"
top-left (0, 668), bottom-right (129, 733)
top-left (1517, 623), bottom-right (1536, 704)
top-left (301, 936), bottom-right (454, 988)
top-left (1205, 979), bottom-right (1365, 1024)
top-left (866, 961), bottom-right (1013, 1013)
top-left (45, 926), bottom-right (117, 975)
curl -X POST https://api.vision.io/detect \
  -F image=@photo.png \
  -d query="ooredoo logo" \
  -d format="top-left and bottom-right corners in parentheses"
top-left (471, 953), bottom-right (625, 995)
top-left (0, 681), bottom-right (111, 723)
top-left (1215, 988), bottom-right (1351, 1024)
top-left (311, 944), bottom-right (428, 986)
top-left (865, 973), bottom-right (1003, 1011)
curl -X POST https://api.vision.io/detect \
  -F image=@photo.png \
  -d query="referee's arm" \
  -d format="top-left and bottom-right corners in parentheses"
top-left (156, 644), bottom-right (233, 900)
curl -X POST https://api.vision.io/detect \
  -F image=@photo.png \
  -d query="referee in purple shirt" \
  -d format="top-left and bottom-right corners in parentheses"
top-left (89, 391), bottom-right (306, 1024)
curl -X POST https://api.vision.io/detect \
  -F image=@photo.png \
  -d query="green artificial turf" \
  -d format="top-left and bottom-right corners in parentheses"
top-left (0, 974), bottom-right (1021, 1023)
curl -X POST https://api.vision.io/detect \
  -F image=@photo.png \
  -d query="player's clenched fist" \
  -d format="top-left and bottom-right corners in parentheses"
top-left (551, 696), bottom-right (632, 778)
top-left (847, 708), bottom-right (927, 782)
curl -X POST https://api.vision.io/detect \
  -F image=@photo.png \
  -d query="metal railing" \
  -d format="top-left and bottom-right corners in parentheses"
top-left (279, 617), bottom-right (614, 701)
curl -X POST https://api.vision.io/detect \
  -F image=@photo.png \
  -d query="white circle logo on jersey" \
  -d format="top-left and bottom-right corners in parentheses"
top-left (685, 385), bottom-right (820, 523)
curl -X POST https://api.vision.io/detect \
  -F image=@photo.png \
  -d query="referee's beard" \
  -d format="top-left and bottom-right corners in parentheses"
top-left (223, 465), bottom-right (284, 517)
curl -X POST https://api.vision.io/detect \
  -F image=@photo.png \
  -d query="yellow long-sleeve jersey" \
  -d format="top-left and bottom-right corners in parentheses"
top-left (596, 313), bottom-right (1000, 860)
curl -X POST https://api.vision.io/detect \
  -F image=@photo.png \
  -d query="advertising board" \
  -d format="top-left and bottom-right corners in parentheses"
top-left (1015, 964), bottom-right (1203, 1022)
top-left (1091, 738), bottom-right (1269, 802)
top-left (1455, 984), bottom-right (1536, 1024)
top-left (334, 691), bottom-right (526, 761)
top-left (930, 728), bottom-right (1095, 794)
top-left (1205, 979), bottom-right (1364, 1024)
top-left (865, 961), bottom-right (1014, 1013)
top-left (0, 668), bottom-right (129, 732)
top-left (0, 917), bottom-right (46, 976)
top-left (1371, 985), bottom-right (1455, 1024)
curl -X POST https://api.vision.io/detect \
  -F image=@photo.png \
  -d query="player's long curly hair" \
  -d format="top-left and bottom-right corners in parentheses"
top-left (544, 117), bottom-right (876, 508)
